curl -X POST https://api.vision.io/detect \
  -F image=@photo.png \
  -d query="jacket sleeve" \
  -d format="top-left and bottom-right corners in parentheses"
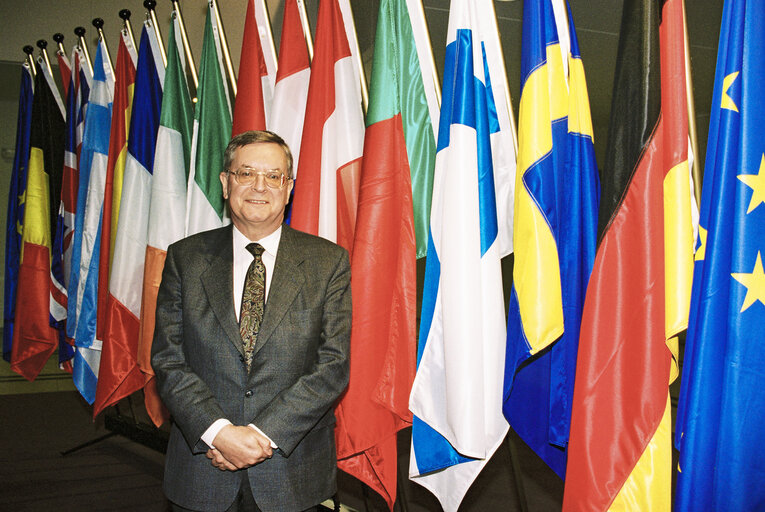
top-left (151, 243), bottom-right (226, 453)
top-left (254, 247), bottom-right (351, 456)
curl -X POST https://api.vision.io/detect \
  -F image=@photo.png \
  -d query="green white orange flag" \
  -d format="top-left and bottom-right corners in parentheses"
top-left (139, 12), bottom-right (193, 427)
top-left (185, 2), bottom-right (233, 236)
top-left (333, 0), bottom-right (438, 507)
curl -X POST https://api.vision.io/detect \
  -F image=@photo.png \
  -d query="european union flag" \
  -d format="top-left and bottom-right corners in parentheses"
top-left (675, 0), bottom-right (765, 509)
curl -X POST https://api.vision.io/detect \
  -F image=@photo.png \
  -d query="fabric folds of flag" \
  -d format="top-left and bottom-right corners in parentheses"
top-left (232, 0), bottom-right (269, 134)
top-left (67, 41), bottom-right (115, 403)
top-left (10, 61), bottom-right (65, 380)
top-left (562, 0), bottom-right (690, 509)
top-left (407, 0), bottom-right (514, 509)
top-left (4, 63), bottom-right (34, 362)
top-left (289, 0), bottom-right (364, 252)
top-left (185, 3), bottom-right (232, 237)
top-left (95, 22), bottom-right (164, 418)
top-left (51, 46), bottom-right (92, 371)
top-left (503, 0), bottom-right (599, 478)
top-left (95, 31), bottom-right (137, 345)
top-left (140, 13), bottom-right (192, 427)
top-left (675, 0), bottom-right (765, 509)
top-left (269, 0), bottom-right (311, 178)
top-left (333, 0), bottom-right (437, 507)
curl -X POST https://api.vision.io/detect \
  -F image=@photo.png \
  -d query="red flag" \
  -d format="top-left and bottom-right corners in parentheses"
top-left (56, 50), bottom-right (71, 101)
top-left (96, 31), bottom-right (136, 342)
top-left (10, 63), bottom-right (65, 380)
top-left (94, 25), bottom-right (164, 418)
top-left (289, 0), bottom-right (364, 252)
top-left (563, 0), bottom-right (688, 509)
top-left (269, 0), bottom-right (311, 176)
top-left (232, 0), bottom-right (269, 135)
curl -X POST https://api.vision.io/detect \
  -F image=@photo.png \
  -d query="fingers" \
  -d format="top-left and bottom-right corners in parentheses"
top-left (206, 448), bottom-right (238, 471)
top-left (211, 426), bottom-right (273, 469)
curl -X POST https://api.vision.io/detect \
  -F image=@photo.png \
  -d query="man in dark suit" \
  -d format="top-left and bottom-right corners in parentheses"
top-left (152, 130), bottom-right (351, 512)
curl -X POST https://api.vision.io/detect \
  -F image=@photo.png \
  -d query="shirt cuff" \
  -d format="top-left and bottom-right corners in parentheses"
top-left (248, 424), bottom-right (278, 449)
top-left (201, 418), bottom-right (232, 449)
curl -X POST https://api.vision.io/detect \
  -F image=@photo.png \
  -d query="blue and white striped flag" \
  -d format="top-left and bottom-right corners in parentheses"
top-left (408, 0), bottom-right (515, 509)
top-left (68, 40), bottom-right (114, 402)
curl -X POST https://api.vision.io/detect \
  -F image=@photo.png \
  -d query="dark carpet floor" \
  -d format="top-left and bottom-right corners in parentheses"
top-left (0, 391), bottom-right (562, 511)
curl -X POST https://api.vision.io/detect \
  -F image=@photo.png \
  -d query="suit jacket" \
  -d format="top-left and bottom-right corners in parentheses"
top-left (151, 224), bottom-right (351, 512)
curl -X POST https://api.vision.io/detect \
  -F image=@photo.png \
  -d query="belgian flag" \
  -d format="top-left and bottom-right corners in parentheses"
top-left (10, 62), bottom-right (65, 380)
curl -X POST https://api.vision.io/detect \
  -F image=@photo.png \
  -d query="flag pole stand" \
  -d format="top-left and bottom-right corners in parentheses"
top-left (60, 393), bottom-right (169, 456)
top-left (60, 431), bottom-right (117, 456)
top-left (506, 428), bottom-right (530, 512)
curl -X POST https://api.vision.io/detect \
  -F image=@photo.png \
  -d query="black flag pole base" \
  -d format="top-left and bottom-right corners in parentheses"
top-left (61, 394), bottom-right (168, 456)
top-left (60, 431), bottom-right (117, 456)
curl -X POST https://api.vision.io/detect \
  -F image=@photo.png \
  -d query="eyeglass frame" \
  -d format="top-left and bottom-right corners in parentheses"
top-left (225, 167), bottom-right (292, 189)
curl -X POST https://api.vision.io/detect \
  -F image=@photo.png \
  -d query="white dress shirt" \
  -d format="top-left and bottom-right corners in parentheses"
top-left (201, 225), bottom-right (281, 450)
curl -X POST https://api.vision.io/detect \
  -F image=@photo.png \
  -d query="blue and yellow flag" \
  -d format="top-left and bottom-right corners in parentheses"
top-left (503, 0), bottom-right (599, 478)
top-left (675, 0), bottom-right (765, 509)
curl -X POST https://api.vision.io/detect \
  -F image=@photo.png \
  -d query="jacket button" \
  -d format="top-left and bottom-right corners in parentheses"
top-left (245, 390), bottom-right (253, 398)
top-left (239, 354), bottom-right (245, 363)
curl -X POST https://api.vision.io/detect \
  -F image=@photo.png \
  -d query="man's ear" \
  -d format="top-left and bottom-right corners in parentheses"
top-left (219, 172), bottom-right (229, 199)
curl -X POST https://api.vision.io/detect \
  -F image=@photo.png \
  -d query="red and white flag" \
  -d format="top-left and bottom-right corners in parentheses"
top-left (231, 0), bottom-right (274, 133)
top-left (289, 0), bottom-right (364, 252)
top-left (268, 0), bottom-right (311, 177)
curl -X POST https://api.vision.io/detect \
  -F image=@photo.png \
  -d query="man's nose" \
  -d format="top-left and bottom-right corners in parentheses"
top-left (251, 173), bottom-right (268, 190)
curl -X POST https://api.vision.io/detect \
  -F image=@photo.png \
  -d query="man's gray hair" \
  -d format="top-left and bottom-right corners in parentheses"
top-left (223, 130), bottom-right (294, 178)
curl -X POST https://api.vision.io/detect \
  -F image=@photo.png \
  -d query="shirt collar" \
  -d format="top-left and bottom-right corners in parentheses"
top-left (232, 224), bottom-right (282, 258)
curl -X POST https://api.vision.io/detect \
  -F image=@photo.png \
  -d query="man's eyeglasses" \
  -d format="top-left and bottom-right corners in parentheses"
top-left (227, 167), bottom-right (291, 189)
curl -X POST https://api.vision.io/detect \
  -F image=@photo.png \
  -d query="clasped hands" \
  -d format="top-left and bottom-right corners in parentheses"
top-left (207, 424), bottom-right (273, 471)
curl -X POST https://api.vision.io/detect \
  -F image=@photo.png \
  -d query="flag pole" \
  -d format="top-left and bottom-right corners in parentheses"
top-left (23, 45), bottom-right (37, 78)
top-left (295, 0), bottom-right (314, 61)
top-left (337, 0), bottom-right (368, 112)
top-left (74, 27), bottom-right (94, 75)
top-left (144, 0), bottom-right (167, 67)
top-left (489, 1), bottom-right (518, 154)
top-left (53, 33), bottom-right (67, 60)
top-left (93, 18), bottom-right (115, 76)
top-left (410, 0), bottom-right (441, 106)
top-left (170, 0), bottom-right (199, 92)
top-left (119, 9), bottom-right (138, 50)
top-left (682, 0), bottom-right (701, 203)
top-left (36, 40), bottom-right (55, 78)
top-left (211, 0), bottom-right (238, 96)
top-left (256, 0), bottom-right (278, 71)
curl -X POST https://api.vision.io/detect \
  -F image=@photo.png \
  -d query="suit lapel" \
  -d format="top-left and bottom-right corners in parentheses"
top-left (253, 225), bottom-right (305, 357)
top-left (200, 225), bottom-right (244, 356)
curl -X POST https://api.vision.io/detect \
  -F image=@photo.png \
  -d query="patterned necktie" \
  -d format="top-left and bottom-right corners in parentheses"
top-left (240, 243), bottom-right (266, 371)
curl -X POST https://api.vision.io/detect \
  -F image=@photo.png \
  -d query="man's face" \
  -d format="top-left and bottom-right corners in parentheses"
top-left (220, 142), bottom-right (293, 240)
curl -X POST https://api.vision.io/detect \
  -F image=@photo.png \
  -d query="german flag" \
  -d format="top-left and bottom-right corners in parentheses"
top-left (562, 0), bottom-right (692, 509)
top-left (10, 62), bottom-right (65, 380)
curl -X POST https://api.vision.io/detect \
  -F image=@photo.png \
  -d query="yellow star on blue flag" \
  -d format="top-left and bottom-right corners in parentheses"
top-left (675, 2), bottom-right (765, 510)
top-left (738, 154), bottom-right (765, 213)
top-left (731, 251), bottom-right (765, 312)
